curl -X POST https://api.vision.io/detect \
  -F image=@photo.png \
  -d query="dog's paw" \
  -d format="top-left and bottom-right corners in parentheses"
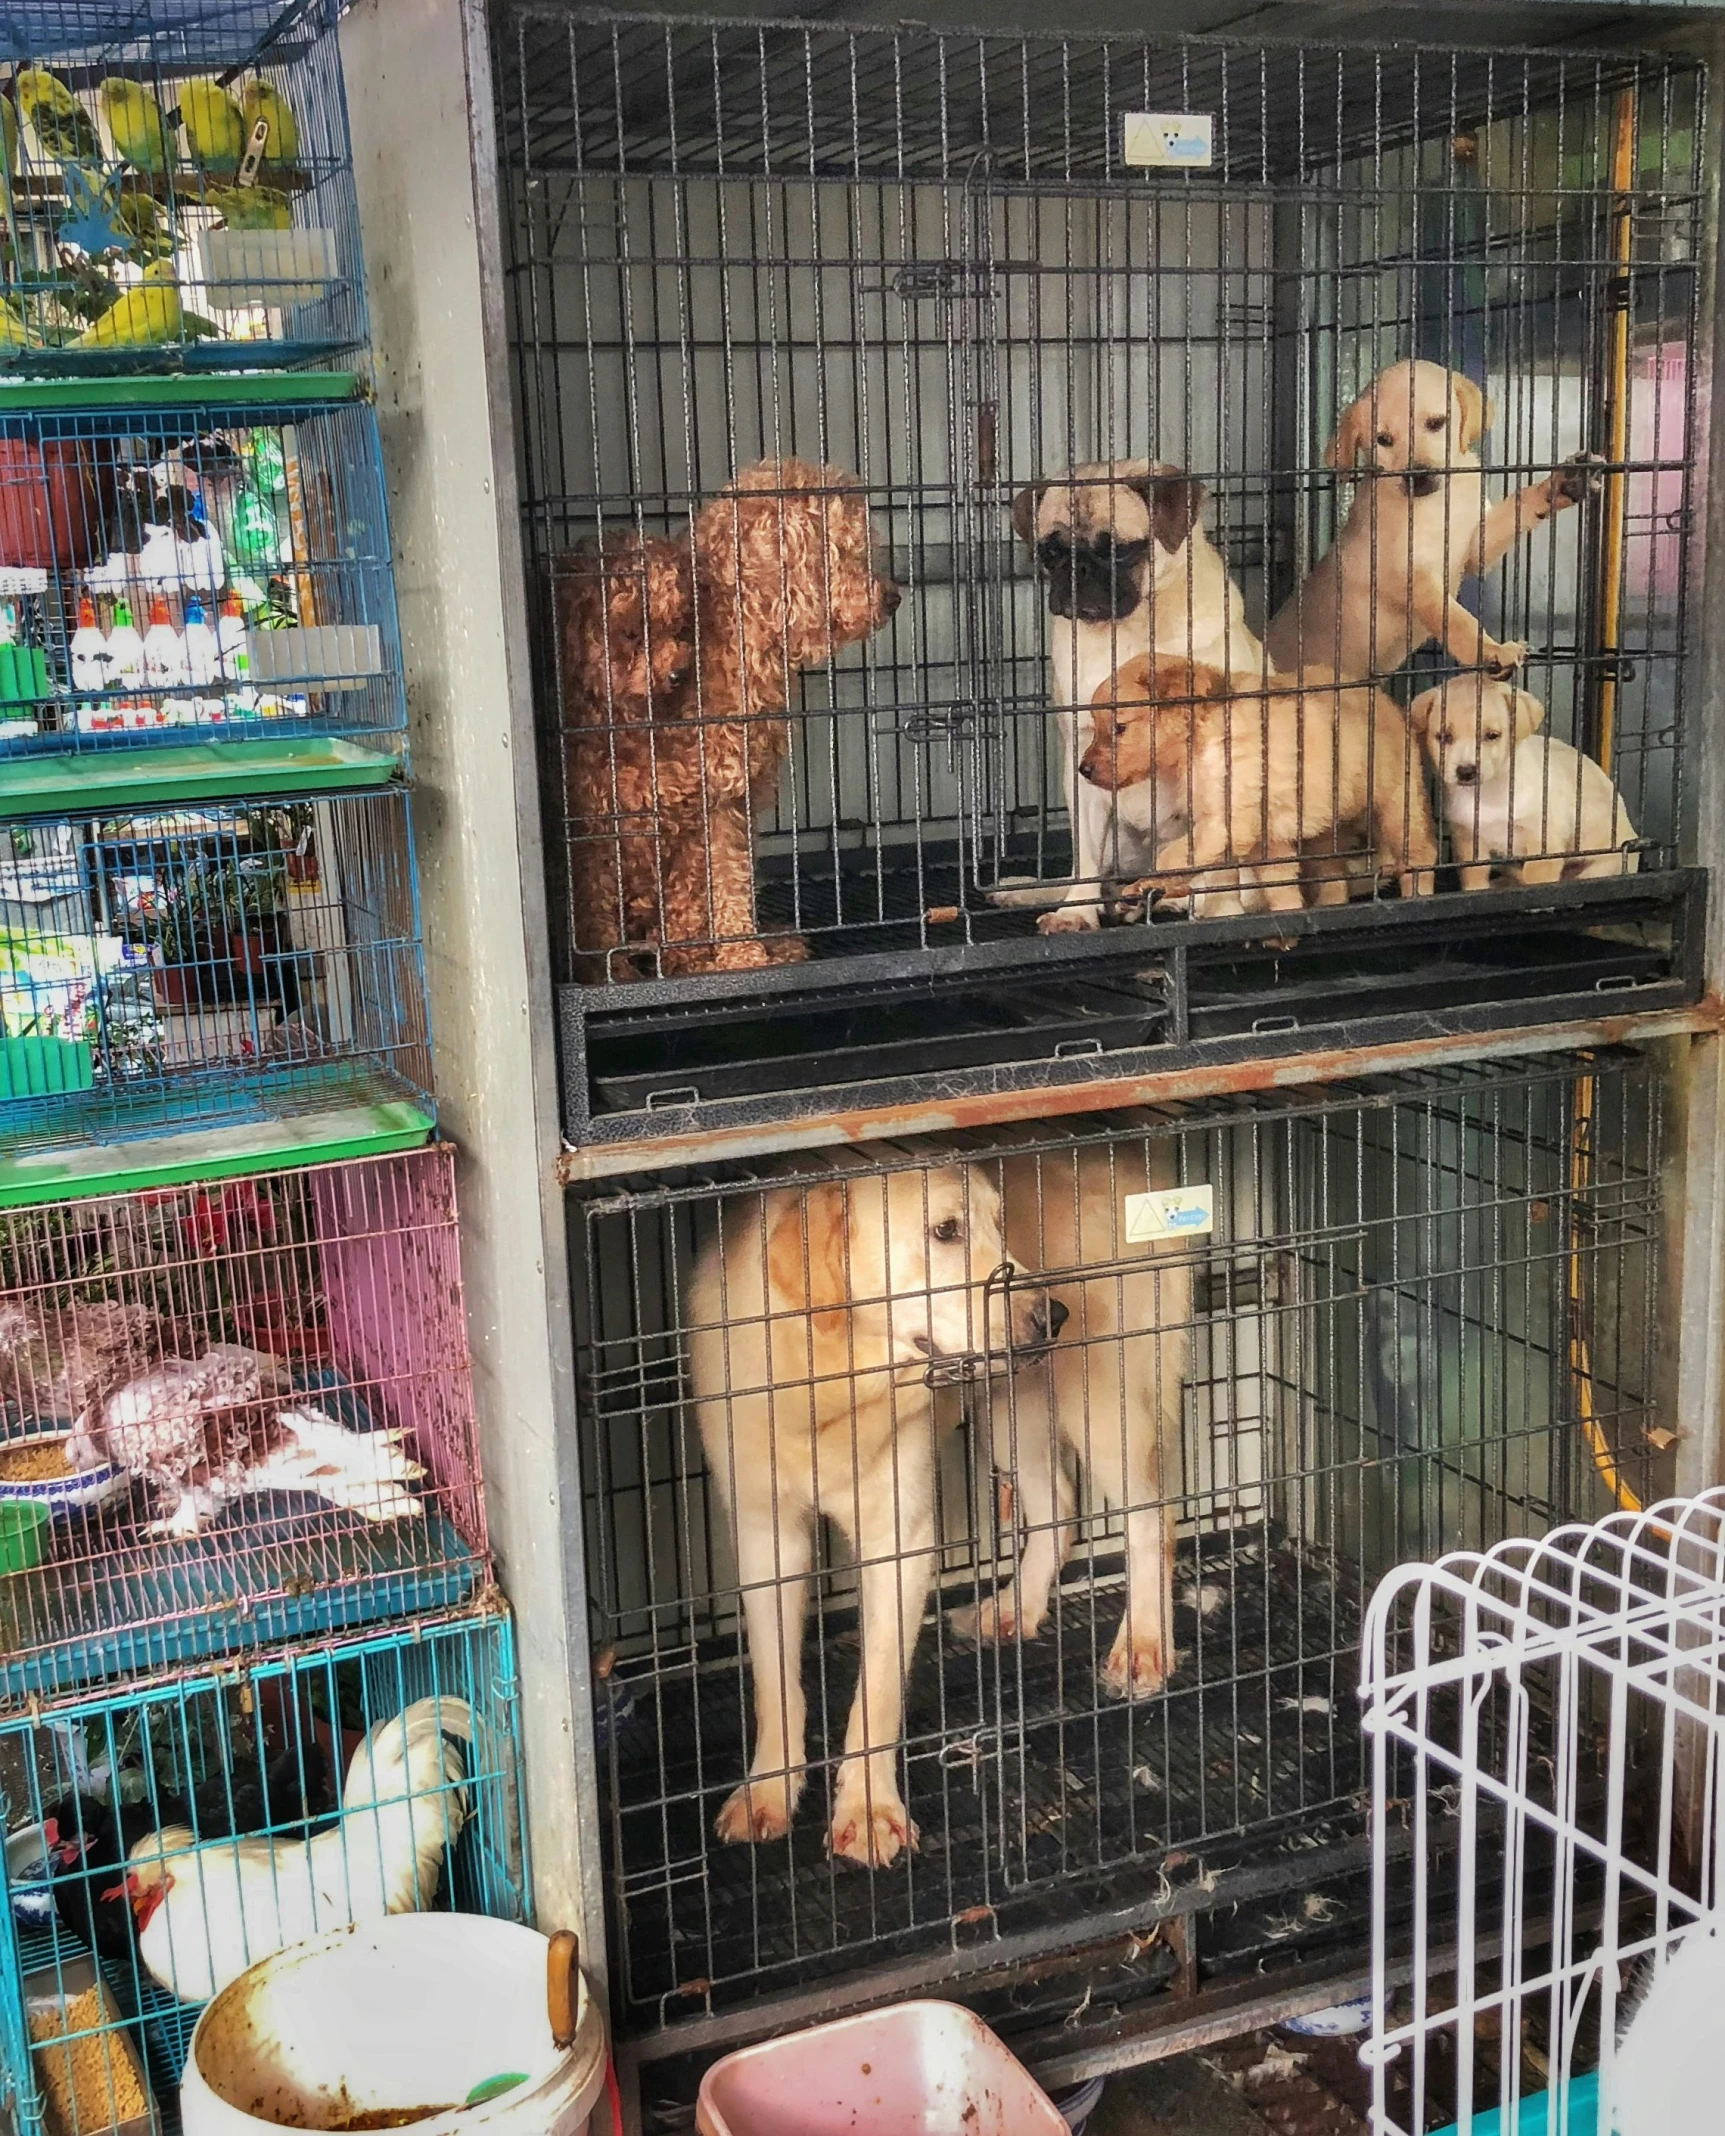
top-left (1038, 903), bottom-right (1103, 935)
top-left (1483, 641), bottom-right (1528, 678)
top-left (950, 1591), bottom-right (1043, 1647)
top-left (829, 1793), bottom-right (918, 1869)
top-left (715, 1776), bottom-right (797, 1844)
top-left (1551, 451), bottom-right (1608, 507)
top-left (1100, 1625), bottom-right (1170, 1700)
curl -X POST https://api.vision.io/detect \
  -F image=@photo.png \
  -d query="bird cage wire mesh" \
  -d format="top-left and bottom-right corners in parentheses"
top-left (0, 1606), bottom-right (527, 2136)
top-left (0, 786), bottom-right (432, 1151)
top-left (0, 393), bottom-right (404, 758)
top-left (1360, 1491), bottom-right (1725, 2136)
top-left (570, 1050), bottom-right (1664, 2054)
top-left (0, 1142), bottom-right (487, 1702)
top-left (0, 0), bottom-right (368, 374)
top-left (498, 17), bottom-right (1703, 1031)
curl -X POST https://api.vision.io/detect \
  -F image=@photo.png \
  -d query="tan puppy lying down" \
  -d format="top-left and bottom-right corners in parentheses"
top-left (689, 1156), bottom-right (1062, 1868)
top-left (1265, 359), bottom-right (1600, 685)
top-left (1408, 677), bottom-right (1639, 888)
top-left (1081, 656), bottom-right (1438, 913)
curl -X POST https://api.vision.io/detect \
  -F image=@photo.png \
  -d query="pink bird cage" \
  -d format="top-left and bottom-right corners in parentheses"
top-left (0, 1145), bottom-right (488, 1702)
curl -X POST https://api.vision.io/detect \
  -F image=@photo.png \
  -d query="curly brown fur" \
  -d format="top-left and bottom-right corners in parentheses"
top-left (554, 531), bottom-right (695, 982)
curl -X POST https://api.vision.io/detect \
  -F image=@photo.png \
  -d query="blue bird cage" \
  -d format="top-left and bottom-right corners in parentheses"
top-left (0, 784), bottom-right (432, 1160)
top-left (0, 380), bottom-right (405, 764)
top-left (0, 1142), bottom-right (487, 1700)
top-left (0, 1608), bottom-right (528, 2136)
top-left (0, 0), bottom-right (369, 375)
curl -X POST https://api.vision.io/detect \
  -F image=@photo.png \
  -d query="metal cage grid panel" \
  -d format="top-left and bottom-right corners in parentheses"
top-left (570, 1050), bottom-right (1664, 2039)
top-left (0, 1606), bottom-right (528, 2136)
top-left (498, 15), bottom-right (1703, 1035)
top-left (0, 1143), bottom-right (487, 1702)
top-left (0, 786), bottom-right (433, 1152)
top-left (0, 0), bottom-right (369, 374)
top-left (0, 395), bottom-right (406, 759)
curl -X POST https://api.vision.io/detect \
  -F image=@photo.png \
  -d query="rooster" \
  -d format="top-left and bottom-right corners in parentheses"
top-left (121, 1696), bottom-right (474, 2004)
top-left (67, 1344), bottom-right (425, 1537)
top-left (0, 1298), bottom-right (160, 1426)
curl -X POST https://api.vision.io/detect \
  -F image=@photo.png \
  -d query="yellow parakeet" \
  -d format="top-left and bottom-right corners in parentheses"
top-left (1, 95), bottom-right (17, 177)
top-left (71, 260), bottom-right (182, 349)
top-left (99, 77), bottom-right (173, 175)
top-left (178, 78), bottom-right (245, 172)
top-left (238, 78), bottom-right (299, 167)
top-left (14, 68), bottom-right (99, 163)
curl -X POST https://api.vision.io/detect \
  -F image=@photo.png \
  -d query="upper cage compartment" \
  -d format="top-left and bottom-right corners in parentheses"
top-left (0, 0), bottom-right (368, 375)
top-left (501, 13), bottom-right (1706, 1130)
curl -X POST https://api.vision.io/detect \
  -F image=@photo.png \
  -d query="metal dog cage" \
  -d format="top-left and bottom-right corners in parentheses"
top-left (0, 386), bottom-right (405, 761)
top-left (0, 1604), bottom-right (527, 2136)
top-left (497, 16), bottom-right (1708, 1149)
top-left (0, 1143), bottom-right (488, 1703)
top-left (568, 1049), bottom-right (1664, 2101)
top-left (0, 0), bottom-right (370, 376)
top-left (0, 784), bottom-right (432, 1156)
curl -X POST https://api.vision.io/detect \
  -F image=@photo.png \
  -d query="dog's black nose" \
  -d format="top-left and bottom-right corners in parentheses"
top-left (1407, 471), bottom-right (1441, 499)
top-left (1045, 1298), bottom-right (1070, 1338)
top-left (1453, 762), bottom-right (1478, 784)
top-left (878, 578), bottom-right (901, 616)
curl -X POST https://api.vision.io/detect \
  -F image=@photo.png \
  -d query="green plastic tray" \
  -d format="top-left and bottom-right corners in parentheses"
top-left (0, 1100), bottom-right (434, 1206)
top-left (0, 371), bottom-right (362, 418)
top-left (0, 736), bottom-right (400, 817)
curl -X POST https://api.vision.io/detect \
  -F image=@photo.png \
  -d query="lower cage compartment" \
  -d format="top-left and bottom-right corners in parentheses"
top-left (572, 1049), bottom-right (1668, 2056)
top-left (0, 1607), bottom-right (527, 2136)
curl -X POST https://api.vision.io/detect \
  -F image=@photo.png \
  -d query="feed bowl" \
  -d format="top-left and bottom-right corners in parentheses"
top-left (6, 1821), bottom-right (54, 1925)
top-left (0, 1431), bottom-right (126, 1516)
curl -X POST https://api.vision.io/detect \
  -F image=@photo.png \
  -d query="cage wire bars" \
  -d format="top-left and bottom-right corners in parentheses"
top-left (499, 18), bottom-right (1704, 1133)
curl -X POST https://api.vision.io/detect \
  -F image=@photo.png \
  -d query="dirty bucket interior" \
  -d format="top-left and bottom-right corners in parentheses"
top-left (695, 2001), bottom-right (1068, 2136)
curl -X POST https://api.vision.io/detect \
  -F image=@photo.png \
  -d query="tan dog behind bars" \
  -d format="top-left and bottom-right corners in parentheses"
top-left (689, 1158), bottom-right (1063, 1868)
top-left (1264, 359), bottom-right (1601, 686)
top-left (1082, 656), bottom-right (1437, 911)
top-left (953, 1138), bottom-right (1192, 1698)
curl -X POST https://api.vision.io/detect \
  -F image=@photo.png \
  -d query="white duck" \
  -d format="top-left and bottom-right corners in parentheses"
top-left (124, 1695), bottom-right (474, 2003)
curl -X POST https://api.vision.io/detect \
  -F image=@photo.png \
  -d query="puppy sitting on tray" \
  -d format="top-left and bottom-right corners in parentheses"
top-left (1008, 461), bottom-right (1267, 932)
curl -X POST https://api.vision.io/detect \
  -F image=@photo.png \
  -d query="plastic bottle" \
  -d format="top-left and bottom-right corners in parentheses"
top-left (181, 595), bottom-right (222, 720)
top-left (70, 597), bottom-right (107, 694)
top-left (105, 598), bottom-right (146, 693)
top-left (143, 596), bottom-right (186, 693)
top-left (217, 589), bottom-right (255, 715)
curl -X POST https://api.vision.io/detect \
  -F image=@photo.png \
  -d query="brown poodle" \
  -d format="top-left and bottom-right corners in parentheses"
top-left (556, 459), bottom-right (898, 979)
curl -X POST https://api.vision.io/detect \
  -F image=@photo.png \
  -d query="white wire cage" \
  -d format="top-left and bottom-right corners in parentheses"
top-left (1360, 1489), bottom-right (1725, 2136)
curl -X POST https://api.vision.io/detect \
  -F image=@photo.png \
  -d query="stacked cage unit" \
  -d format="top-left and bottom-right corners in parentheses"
top-left (493, 6), bottom-right (1717, 2122)
top-left (0, 11), bottom-right (525, 2136)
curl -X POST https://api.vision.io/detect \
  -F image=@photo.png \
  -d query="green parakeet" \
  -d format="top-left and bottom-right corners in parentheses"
top-left (99, 77), bottom-right (173, 175)
top-left (238, 78), bottom-right (299, 167)
top-left (1, 96), bottom-right (17, 177)
top-left (71, 259), bottom-right (182, 348)
top-left (14, 69), bottom-right (99, 163)
top-left (178, 77), bottom-right (245, 173)
top-left (203, 183), bottom-right (292, 231)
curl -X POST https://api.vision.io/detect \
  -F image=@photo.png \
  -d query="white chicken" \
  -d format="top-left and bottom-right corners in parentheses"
top-left (70, 1344), bottom-right (425, 1537)
top-left (1607, 1917), bottom-right (1722, 2134)
top-left (124, 1695), bottom-right (474, 2003)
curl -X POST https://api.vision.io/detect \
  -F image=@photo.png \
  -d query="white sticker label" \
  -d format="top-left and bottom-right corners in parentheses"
top-left (1124, 1183), bottom-right (1215, 1243)
top-left (1122, 112), bottom-right (1214, 171)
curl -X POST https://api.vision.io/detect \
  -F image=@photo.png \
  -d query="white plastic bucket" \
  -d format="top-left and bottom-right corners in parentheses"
top-left (180, 1916), bottom-right (606, 2136)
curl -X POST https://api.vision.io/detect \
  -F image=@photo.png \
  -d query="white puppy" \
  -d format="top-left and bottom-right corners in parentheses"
top-left (1010, 461), bottom-right (1267, 930)
top-left (1408, 676), bottom-right (1638, 888)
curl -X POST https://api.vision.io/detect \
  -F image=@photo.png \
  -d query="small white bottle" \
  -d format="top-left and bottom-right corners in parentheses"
top-left (106, 598), bottom-right (146, 695)
top-left (181, 595), bottom-right (222, 721)
top-left (217, 590), bottom-right (255, 715)
top-left (143, 596), bottom-right (187, 695)
top-left (70, 596), bottom-right (106, 693)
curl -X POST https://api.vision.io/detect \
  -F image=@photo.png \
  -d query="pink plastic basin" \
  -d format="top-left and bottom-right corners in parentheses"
top-left (695, 2000), bottom-right (1069, 2136)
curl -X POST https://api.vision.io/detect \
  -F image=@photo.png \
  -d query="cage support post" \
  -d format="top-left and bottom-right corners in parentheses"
top-left (340, 0), bottom-right (605, 1985)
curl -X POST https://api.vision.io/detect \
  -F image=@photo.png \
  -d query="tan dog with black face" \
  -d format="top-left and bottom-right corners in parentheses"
top-left (689, 1158), bottom-right (1063, 1868)
top-left (1265, 360), bottom-right (1601, 685)
top-left (1082, 656), bottom-right (1437, 912)
top-left (1010, 463), bottom-right (1267, 930)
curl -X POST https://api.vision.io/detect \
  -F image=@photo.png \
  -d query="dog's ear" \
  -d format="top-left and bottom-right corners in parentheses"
top-left (1405, 686), bottom-right (1440, 740)
top-left (1324, 392), bottom-right (1373, 474)
top-left (1511, 689), bottom-right (1545, 741)
top-left (1454, 376), bottom-right (1490, 454)
top-left (767, 1181), bottom-right (849, 1337)
top-left (1129, 469), bottom-right (1205, 556)
top-left (1010, 483), bottom-right (1047, 547)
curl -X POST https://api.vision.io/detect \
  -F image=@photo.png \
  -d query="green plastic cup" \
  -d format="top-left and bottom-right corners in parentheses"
top-left (0, 1500), bottom-right (48, 1573)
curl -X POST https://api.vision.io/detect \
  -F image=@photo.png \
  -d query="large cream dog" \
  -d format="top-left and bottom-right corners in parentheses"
top-left (689, 1157), bottom-right (1062, 1869)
